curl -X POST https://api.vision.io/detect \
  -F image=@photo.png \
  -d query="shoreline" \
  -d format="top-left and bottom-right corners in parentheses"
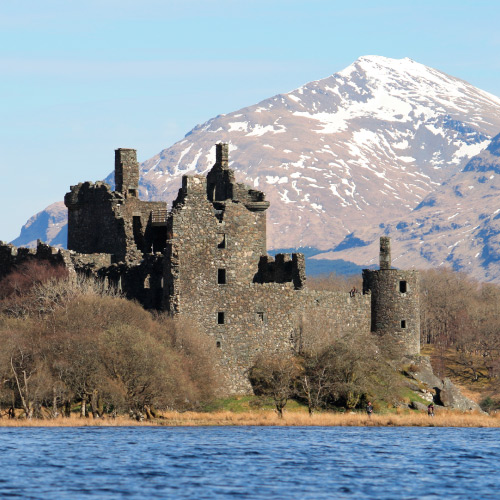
top-left (0, 410), bottom-right (498, 428)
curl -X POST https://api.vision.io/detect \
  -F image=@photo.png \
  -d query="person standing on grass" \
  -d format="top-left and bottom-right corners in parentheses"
top-left (427, 403), bottom-right (435, 417)
top-left (366, 401), bottom-right (373, 418)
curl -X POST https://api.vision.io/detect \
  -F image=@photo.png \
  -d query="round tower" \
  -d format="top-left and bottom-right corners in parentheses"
top-left (362, 237), bottom-right (420, 356)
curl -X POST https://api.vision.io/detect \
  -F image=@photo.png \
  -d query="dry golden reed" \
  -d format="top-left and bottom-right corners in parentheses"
top-left (1, 410), bottom-right (499, 427)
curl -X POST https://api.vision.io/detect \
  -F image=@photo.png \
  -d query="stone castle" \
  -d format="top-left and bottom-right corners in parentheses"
top-left (0, 143), bottom-right (420, 391)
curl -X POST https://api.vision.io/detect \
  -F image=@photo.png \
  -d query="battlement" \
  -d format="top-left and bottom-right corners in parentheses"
top-left (255, 253), bottom-right (305, 289)
top-left (0, 240), bottom-right (69, 281)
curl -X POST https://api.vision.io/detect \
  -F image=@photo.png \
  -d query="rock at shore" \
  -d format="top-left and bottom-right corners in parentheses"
top-left (404, 356), bottom-right (484, 413)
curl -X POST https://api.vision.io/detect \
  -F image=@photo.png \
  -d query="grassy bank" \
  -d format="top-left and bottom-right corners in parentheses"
top-left (1, 410), bottom-right (499, 427)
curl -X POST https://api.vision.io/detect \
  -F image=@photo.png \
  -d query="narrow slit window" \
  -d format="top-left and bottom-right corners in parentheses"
top-left (216, 341), bottom-right (221, 349)
top-left (401, 320), bottom-right (407, 329)
top-left (218, 269), bottom-right (226, 284)
top-left (399, 280), bottom-right (407, 293)
top-left (217, 312), bottom-right (225, 324)
top-left (217, 233), bottom-right (226, 249)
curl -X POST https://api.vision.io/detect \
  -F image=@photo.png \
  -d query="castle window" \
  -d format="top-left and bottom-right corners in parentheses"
top-left (128, 188), bottom-right (137, 197)
top-left (399, 280), bottom-right (407, 293)
top-left (216, 341), bottom-right (221, 349)
top-left (256, 311), bottom-right (265, 322)
top-left (218, 269), bottom-right (227, 284)
top-left (214, 209), bottom-right (224, 223)
top-left (144, 275), bottom-right (150, 289)
top-left (217, 233), bottom-right (227, 249)
top-left (401, 320), bottom-right (407, 329)
top-left (217, 312), bottom-right (225, 324)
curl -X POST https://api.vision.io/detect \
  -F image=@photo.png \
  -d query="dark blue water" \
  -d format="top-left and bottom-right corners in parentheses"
top-left (0, 426), bottom-right (499, 499)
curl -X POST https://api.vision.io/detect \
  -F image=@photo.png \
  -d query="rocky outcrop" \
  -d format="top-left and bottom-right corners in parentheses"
top-left (404, 356), bottom-right (484, 413)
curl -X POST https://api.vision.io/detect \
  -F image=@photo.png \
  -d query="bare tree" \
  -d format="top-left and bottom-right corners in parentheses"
top-left (249, 354), bottom-right (300, 418)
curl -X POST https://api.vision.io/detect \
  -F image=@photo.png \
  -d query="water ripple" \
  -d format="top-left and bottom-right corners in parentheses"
top-left (0, 427), bottom-right (500, 498)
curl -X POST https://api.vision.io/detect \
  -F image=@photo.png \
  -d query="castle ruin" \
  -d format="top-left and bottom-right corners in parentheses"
top-left (0, 144), bottom-right (420, 391)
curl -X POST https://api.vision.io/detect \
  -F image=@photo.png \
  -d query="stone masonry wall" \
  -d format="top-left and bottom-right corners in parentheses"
top-left (164, 173), bottom-right (268, 314)
top-left (65, 181), bottom-right (166, 262)
top-left (0, 240), bottom-right (70, 280)
top-left (0, 144), bottom-right (420, 395)
top-left (362, 268), bottom-right (420, 356)
top-left (163, 165), bottom-right (371, 391)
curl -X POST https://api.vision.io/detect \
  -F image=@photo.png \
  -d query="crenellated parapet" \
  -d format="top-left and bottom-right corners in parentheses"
top-left (255, 253), bottom-right (306, 289)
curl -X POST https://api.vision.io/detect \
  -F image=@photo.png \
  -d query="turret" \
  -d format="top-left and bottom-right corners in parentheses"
top-left (362, 237), bottom-right (420, 356)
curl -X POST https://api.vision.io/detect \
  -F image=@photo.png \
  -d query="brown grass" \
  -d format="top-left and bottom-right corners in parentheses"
top-left (0, 414), bottom-right (152, 427)
top-left (1, 410), bottom-right (499, 427)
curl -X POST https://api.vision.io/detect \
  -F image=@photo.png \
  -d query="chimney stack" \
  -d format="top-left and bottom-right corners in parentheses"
top-left (379, 236), bottom-right (391, 270)
top-left (216, 143), bottom-right (229, 169)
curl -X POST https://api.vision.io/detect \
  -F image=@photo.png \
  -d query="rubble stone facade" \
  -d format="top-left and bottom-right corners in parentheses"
top-left (363, 237), bottom-right (421, 356)
top-left (0, 144), bottom-right (420, 392)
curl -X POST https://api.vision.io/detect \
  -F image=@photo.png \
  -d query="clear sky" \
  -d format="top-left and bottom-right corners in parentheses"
top-left (2, 0), bottom-right (500, 242)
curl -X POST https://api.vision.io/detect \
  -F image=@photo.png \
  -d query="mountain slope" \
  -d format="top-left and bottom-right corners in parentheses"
top-left (10, 56), bottom-right (500, 281)
top-left (10, 202), bottom-right (67, 248)
top-left (316, 132), bottom-right (500, 281)
top-left (138, 56), bottom-right (500, 250)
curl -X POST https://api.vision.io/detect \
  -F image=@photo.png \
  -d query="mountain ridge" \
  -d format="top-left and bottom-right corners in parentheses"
top-left (9, 55), bottom-right (500, 281)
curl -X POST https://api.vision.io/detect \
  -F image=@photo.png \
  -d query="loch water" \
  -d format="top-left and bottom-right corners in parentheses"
top-left (0, 426), bottom-right (499, 499)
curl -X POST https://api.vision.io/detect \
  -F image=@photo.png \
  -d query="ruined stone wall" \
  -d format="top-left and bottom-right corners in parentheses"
top-left (94, 254), bottom-right (164, 310)
top-left (164, 173), bottom-right (268, 314)
top-left (162, 168), bottom-right (371, 391)
top-left (65, 182), bottom-right (126, 258)
top-left (116, 197), bottom-right (166, 259)
top-left (0, 240), bottom-right (72, 280)
top-left (178, 279), bottom-right (371, 392)
top-left (65, 181), bottom-right (166, 262)
top-left (362, 268), bottom-right (420, 356)
top-left (220, 286), bottom-right (370, 392)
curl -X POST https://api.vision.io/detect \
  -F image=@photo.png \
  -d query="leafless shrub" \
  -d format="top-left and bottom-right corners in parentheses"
top-left (0, 276), bottom-right (220, 418)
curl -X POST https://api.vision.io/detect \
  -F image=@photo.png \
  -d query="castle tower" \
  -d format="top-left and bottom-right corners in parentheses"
top-left (362, 237), bottom-right (420, 356)
top-left (115, 148), bottom-right (139, 198)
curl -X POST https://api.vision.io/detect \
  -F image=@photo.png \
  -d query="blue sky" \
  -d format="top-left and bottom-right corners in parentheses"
top-left (2, 0), bottom-right (500, 241)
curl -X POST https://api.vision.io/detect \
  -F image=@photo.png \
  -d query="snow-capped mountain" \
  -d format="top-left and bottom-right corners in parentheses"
top-left (10, 55), bottom-right (500, 280)
top-left (138, 55), bottom-right (500, 250)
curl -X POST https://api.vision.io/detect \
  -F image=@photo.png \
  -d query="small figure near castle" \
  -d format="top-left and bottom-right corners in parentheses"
top-left (366, 401), bottom-right (373, 418)
top-left (427, 403), bottom-right (435, 417)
